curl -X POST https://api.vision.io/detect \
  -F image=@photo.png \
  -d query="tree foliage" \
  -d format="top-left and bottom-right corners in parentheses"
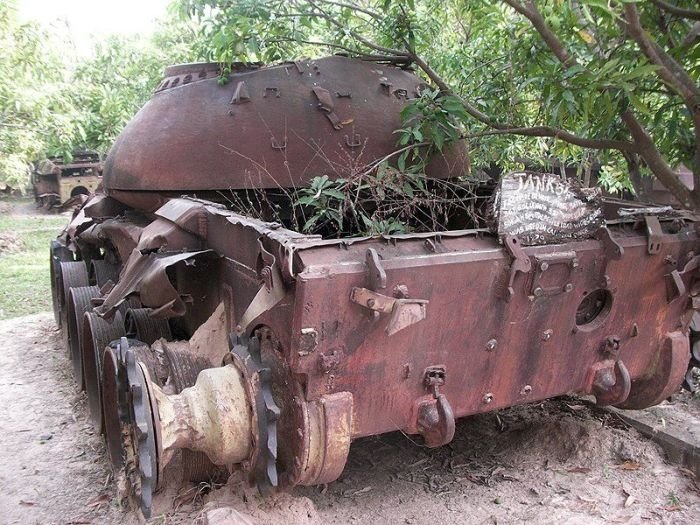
top-left (0, 1), bottom-right (78, 188)
top-left (0, 1), bottom-right (202, 189)
top-left (175, 0), bottom-right (700, 208)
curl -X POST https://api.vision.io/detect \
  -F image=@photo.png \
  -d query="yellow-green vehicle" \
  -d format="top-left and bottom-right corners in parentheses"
top-left (32, 151), bottom-right (103, 209)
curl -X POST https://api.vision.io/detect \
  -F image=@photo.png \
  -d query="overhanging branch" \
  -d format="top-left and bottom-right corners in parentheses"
top-left (500, 0), bottom-right (698, 207)
top-left (624, 4), bottom-right (700, 106)
top-left (304, 0), bottom-right (408, 57)
top-left (652, 0), bottom-right (700, 21)
top-left (408, 53), bottom-right (636, 151)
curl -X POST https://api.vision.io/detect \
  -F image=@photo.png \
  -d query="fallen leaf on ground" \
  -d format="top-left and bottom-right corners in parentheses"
top-left (624, 495), bottom-right (635, 508)
top-left (343, 486), bottom-right (373, 497)
top-left (19, 500), bottom-right (36, 506)
top-left (87, 494), bottom-right (110, 508)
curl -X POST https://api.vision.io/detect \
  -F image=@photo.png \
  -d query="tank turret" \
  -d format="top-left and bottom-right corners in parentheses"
top-left (104, 55), bottom-right (468, 209)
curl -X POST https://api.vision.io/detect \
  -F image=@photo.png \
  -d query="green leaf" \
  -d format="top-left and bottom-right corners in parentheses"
top-left (623, 64), bottom-right (660, 80)
top-left (433, 131), bottom-right (445, 151)
top-left (323, 189), bottom-right (346, 200)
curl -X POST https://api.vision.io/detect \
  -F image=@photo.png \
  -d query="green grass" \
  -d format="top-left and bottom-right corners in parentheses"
top-left (0, 210), bottom-right (68, 320)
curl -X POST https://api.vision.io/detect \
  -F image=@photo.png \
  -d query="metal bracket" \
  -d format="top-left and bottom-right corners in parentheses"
top-left (366, 248), bottom-right (386, 290)
top-left (350, 287), bottom-right (428, 336)
top-left (530, 251), bottom-right (578, 297)
top-left (416, 365), bottom-right (455, 447)
top-left (230, 81), bottom-right (250, 104)
top-left (416, 393), bottom-right (455, 448)
top-left (668, 270), bottom-right (687, 301)
top-left (258, 239), bottom-right (277, 290)
top-left (503, 235), bottom-right (532, 301)
top-left (392, 88), bottom-right (409, 100)
top-left (595, 226), bottom-right (624, 287)
top-left (312, 86), bottom-right (343, 130)
top-left (235, 240), bottom-right (285, 334)
top-left (344, 133), bottom-right (362, 148)
top-left (270, 136), bottom-right (287, 150)
top-left (423, 365), bottom-right (446, 397)
top-left (666, 254), bottom-right (700, 302)
top-left (645, 215), bottom-right (664, 255)
top-left (595, 227), bottom-right (624, 260)
top-left (616, 331), bottom-right (690, 409)
top-left (589, 359), bottom-right (631, 406)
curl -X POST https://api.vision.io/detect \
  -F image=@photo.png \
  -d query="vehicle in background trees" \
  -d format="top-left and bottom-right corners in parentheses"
top-left (32, 151), bottom-right (103, 210)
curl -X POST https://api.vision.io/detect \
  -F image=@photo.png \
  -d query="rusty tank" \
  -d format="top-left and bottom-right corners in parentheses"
top-left (32, 150), bottom-right (103, 209)
top-left (50, 55), bottom-right (699, 518)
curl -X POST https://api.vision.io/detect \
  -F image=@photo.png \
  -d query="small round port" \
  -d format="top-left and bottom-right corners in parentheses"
top-left (576, 289), bottom-right (612, 329)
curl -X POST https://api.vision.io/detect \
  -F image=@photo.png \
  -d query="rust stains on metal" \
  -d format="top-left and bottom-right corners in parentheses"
top-left (47, 54), bottom-right (700, 519)
top-left (103, 56), bottom-right (469, 210)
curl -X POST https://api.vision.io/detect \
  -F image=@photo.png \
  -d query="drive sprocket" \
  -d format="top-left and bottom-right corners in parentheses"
top-left (229, 334), bottom-right (281, 493)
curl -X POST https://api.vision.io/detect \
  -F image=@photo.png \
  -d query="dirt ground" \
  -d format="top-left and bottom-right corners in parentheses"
top-left (1, 313), bottom-right (699, 524)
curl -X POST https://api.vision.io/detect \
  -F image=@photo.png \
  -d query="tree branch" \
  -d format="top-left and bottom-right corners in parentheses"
top-left (501, 0), bottom-right (697, 206)
top-left (652, 0), bottom-right (700, 21)
top-left (0, 122), bottom-right (45, 134)
top-left (621, 109), bottom-right (695, 207)
top-left (316, 0), bottom-right (381, 20)
top-left (462, 127), bottom-right (637, 151)
top-left (408, 52), bottom-right (637, 151)
top-left (264, 37), bottom-right (360, 55)
top-left (681, 21), bottom-right (700, 47)
top-left (624, 4), bottom-right (700, 106)
top-left (624, 3), bottom-right (700, 193)
top-left (502, 0), bottom-right (576, 66)
top-left (304, 0), bottom-right (408, 56)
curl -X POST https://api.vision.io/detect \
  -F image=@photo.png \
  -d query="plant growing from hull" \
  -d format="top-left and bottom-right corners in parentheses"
top-left (395, 88), bottom-right (470, 172)
top-left (294, 165), bottom-right (482, 238)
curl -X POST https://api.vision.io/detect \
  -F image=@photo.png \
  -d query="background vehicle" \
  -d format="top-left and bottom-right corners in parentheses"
top-left (33, 151), bottom-right (103, 209)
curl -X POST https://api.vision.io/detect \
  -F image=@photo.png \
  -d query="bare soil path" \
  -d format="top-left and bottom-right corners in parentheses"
top-left (0, 314), bottom-right (698, 524)
top-left (0, 314), bottom-right (127, 525)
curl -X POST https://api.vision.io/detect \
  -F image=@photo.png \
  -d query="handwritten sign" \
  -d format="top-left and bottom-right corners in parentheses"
top-left (493, 171), bottom-right (604, 246)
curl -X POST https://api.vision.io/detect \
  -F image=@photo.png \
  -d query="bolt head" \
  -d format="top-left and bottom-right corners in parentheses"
top-left (482, 393), bottom-right (494, 404)
top-left (486, 338), bottom-right (497, 351)
top-left (540, 261), bottom-right (549, 271)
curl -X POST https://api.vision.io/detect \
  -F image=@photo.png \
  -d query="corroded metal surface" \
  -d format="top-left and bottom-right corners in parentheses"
top-left (103, 56), bottom-right (468, 209)
top-left (66, 196), bottom-right (698, 508)
top-left (32, 151), bottom-right (103, 208)
top-left (49, 55), bottom-right (700, 520)
top-left (82, 311), bottom-right (125, 430)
